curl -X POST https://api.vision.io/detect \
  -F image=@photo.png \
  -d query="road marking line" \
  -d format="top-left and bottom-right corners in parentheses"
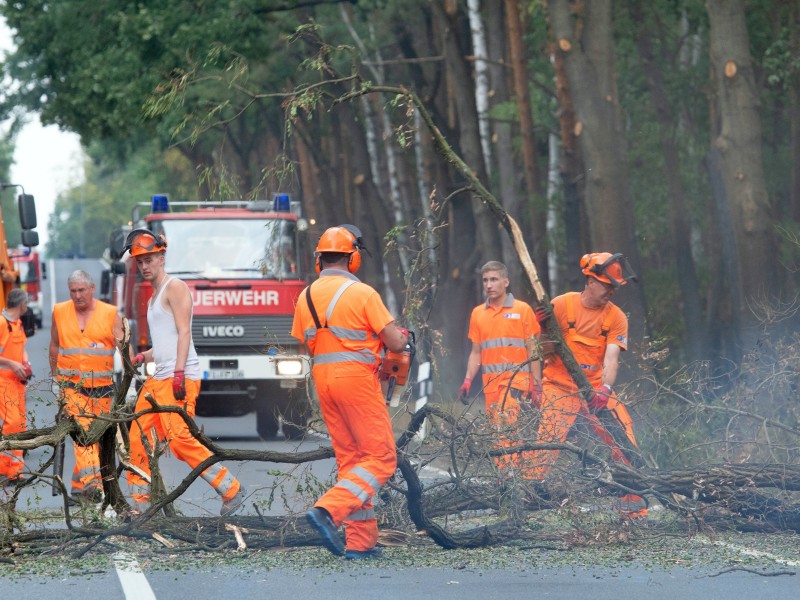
top-left (114, 552), bottom-right (157, 600)
top-left (701, 539), bottom-right (800, 567)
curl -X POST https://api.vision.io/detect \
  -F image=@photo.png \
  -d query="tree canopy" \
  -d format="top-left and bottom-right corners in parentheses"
top-left (2, 0), bottom-right (800, 380)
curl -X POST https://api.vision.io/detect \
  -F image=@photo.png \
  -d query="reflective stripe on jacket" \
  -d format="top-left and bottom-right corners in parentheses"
top-left (543, 292), bottom-right (626, 388)
top-left (468, 294), bottom-right (537, 395)
top-left (0, 314), bottom-right (26, 380)
top-left (54, 300), bottom-right (117, 387)
top-left (291, 270), bottom-right (393, 375)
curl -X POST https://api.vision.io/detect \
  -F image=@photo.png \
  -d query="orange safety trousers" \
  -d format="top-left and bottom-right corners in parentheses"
top-left (313, 364), bottom-right (397, 552)
top-left (125, 378), bottom-right (241, 505)
top-left (0, 376), bottom-right (26, 481)
top-left (532, 383), bottom-right (647, 517)
top-left (62, 387), bottom-right (112, 496)
top-left (485, 386), bottom-right (536, 479)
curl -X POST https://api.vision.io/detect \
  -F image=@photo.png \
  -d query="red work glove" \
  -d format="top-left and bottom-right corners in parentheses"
top-left (21, 361), bottom-right (33, 383)
top-left (528, 383), bottom-right (543, 409)
top-left (588, 384), bottom-right (613, 412)
top-left (132, 353), bottom-right (145, 368)
top-left (534, 304), bottom-right (553, 326)
top-left (396, 326), bottom-right (409, 338)
top-left (458, 377), bottom-right (472, 405)
top-left (172, 370), bottom-right (186, 400)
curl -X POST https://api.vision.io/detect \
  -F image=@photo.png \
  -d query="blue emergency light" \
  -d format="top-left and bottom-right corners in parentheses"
top-left (152, 194), bottom-right (170, 213)
top-left (273, 193), bottom-right (290, 212)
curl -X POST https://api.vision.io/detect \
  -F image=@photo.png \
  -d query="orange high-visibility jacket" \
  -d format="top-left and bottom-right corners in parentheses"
top-left (543, 292), bottom-right (627, 388)
top-left (292, 271), bottom-right (393, 374)
top-left (0, 313), bottom-right (27, 380)
top-left (54, 300), bottom-right (117, 387)
top-left (468, 294), bottom-right (538, 395)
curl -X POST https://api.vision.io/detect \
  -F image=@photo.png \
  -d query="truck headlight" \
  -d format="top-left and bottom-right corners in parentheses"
top-left (275, 359), bottom-right (303, 376)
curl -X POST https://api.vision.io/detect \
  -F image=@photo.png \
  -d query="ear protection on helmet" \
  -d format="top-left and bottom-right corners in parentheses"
top-left (314, 224), bottom-right (368, 274)
top-left (124, 228), bottom-right (167, 257)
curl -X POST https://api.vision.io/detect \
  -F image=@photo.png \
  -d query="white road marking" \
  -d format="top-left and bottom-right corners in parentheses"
top-left (699, 539), bottom-right (800, 567)
top-left (114, 552), bottom-right (157, 600)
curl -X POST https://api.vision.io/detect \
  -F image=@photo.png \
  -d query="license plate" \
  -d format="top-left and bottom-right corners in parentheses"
top-left (280, 379), bottom-right (299, 389)
top-left (205, 369), bottom-right (244, 380)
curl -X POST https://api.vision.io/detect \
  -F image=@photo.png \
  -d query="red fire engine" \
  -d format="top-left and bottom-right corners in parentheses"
top-left (10, 248), bottom-right (44, 328)
top-left (109, 194), bottom-right (312, 439)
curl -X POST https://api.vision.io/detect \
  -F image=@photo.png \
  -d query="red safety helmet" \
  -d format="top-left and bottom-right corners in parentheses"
top-left (315, 224), bottom-right (366, 274)
top-left (580, 252), bottom-right (637, 288)
top-left (124, 228), bottom-right (167, 257)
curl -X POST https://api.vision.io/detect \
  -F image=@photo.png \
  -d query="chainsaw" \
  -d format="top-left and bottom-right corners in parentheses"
top-left (379, 331), bottom-right (416, 405)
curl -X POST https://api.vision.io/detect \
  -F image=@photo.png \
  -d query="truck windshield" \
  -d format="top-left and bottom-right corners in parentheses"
top-left (14, 259), bottom-right (37, 283)
top-left (156, 218), bottom-right (300, 279)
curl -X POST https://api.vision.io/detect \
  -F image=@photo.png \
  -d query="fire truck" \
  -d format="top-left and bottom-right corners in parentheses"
top-left (0, 190), bottom-right (39, 315)
top-left (109, 194), bottom-right (312, 440)
top-left (10, 248), bottom-right (44, 327)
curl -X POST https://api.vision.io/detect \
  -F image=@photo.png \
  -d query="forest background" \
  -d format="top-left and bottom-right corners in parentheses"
top-left (1, 0), bottom-right (799, 412)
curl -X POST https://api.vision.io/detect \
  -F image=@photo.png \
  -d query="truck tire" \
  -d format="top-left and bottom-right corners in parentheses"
top-left (256, 407), bottom-right (280, 440)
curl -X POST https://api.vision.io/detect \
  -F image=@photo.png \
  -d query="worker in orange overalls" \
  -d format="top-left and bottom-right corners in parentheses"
top-left (122, 229), bottom-right (246, 517)
top-left (49, 270), bottom-right (124, 503)
top-left (532, 252), bottom-right (647, 518)
top-left (292, 225), bottom-right (409, 560)
top-left (0, 289), bottom-right (31, 486)
top-left (458, 261), bottom-right (541, 479)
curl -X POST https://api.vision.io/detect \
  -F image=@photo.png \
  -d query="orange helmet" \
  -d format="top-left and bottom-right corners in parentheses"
top-left (315, 224), bottom-right (366, 273)
top-left (124, 228), bottom-right (167, 257)
top-left (580, 252), bottom-right (637, 287)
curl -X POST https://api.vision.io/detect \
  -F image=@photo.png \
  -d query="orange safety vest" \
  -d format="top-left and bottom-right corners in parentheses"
top-left (54, 300), bottom-right (118, 388)
top-left (303, 280), bottom-right (381, 371)
top-left (469, 295), bottom-right (536, 394)
top-left (0, 313), bottom-right (26, 380)
top-left (544, 293), bottom-right (619, 388)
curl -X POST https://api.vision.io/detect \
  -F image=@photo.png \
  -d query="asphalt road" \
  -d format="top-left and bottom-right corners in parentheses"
top-left (2, 259), bottom-right (798, 599)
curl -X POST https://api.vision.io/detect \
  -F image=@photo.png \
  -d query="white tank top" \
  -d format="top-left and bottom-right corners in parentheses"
top-left (148, 277), bottom-right (201, 380)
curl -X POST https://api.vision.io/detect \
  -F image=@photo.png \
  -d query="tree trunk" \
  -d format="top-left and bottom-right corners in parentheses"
top-left (467, 0), bottom-right (493, 178)
top-left (707, 0), bottom-right (778, 353)
top-left (790, 3), bottom-right (800, 222)
top-left (485, 0), bottom-right (525, 289)
top-left (549, 40), bottom-right (586, 294)
top-left (505, 0), bottom-right (550, 294)
top-left (547, 0), bottom-right (648, 351)
top-left (629, 1), bottom-right (706, 362)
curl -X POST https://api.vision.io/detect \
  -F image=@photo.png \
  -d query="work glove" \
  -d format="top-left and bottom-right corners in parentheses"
top-left (20, 361), bottom-right (33, 384)
top-left (526, 383), bottom-right (543, 410)
top-left (172, 370), bottom-right (186, 400)
top-left (588, 384), bottom-right (613, 413)
top-left (132, 353), bottom-right (145, 368)
top-left (534, 304), bottom-right (553, 326)
top-left (457, 377), bottom-right (472, 405)
top-left (396, 326), bottom-right (410, 339)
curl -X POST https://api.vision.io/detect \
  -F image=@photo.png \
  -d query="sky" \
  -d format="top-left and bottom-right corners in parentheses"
top-left (1, 18), bottom-right (84, 248)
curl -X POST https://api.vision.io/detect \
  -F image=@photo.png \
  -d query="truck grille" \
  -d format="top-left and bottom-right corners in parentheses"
top-left (192, 315), bottom-right (295, 352)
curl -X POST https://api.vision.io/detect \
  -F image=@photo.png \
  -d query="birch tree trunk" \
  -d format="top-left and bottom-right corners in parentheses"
top-left (467, 0), bottom-right (492, 178)
top-left (707, 0), bottom-right (777, 349)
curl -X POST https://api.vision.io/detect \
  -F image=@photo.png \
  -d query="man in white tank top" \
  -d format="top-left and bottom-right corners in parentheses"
top-left (122, 229), bottom-right (246, 516)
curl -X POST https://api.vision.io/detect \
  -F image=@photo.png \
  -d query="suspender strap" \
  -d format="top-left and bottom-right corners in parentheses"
top-left (566, 294), bottom-right (613, 338)
top-left (600, 307), bottom-right (614, 338)
top-left (305, 286), bottom-right (324, 330)
top-left (566, 294), bottom-right (577, 331)
top-left (306, 279), bottom-right (358, 330)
